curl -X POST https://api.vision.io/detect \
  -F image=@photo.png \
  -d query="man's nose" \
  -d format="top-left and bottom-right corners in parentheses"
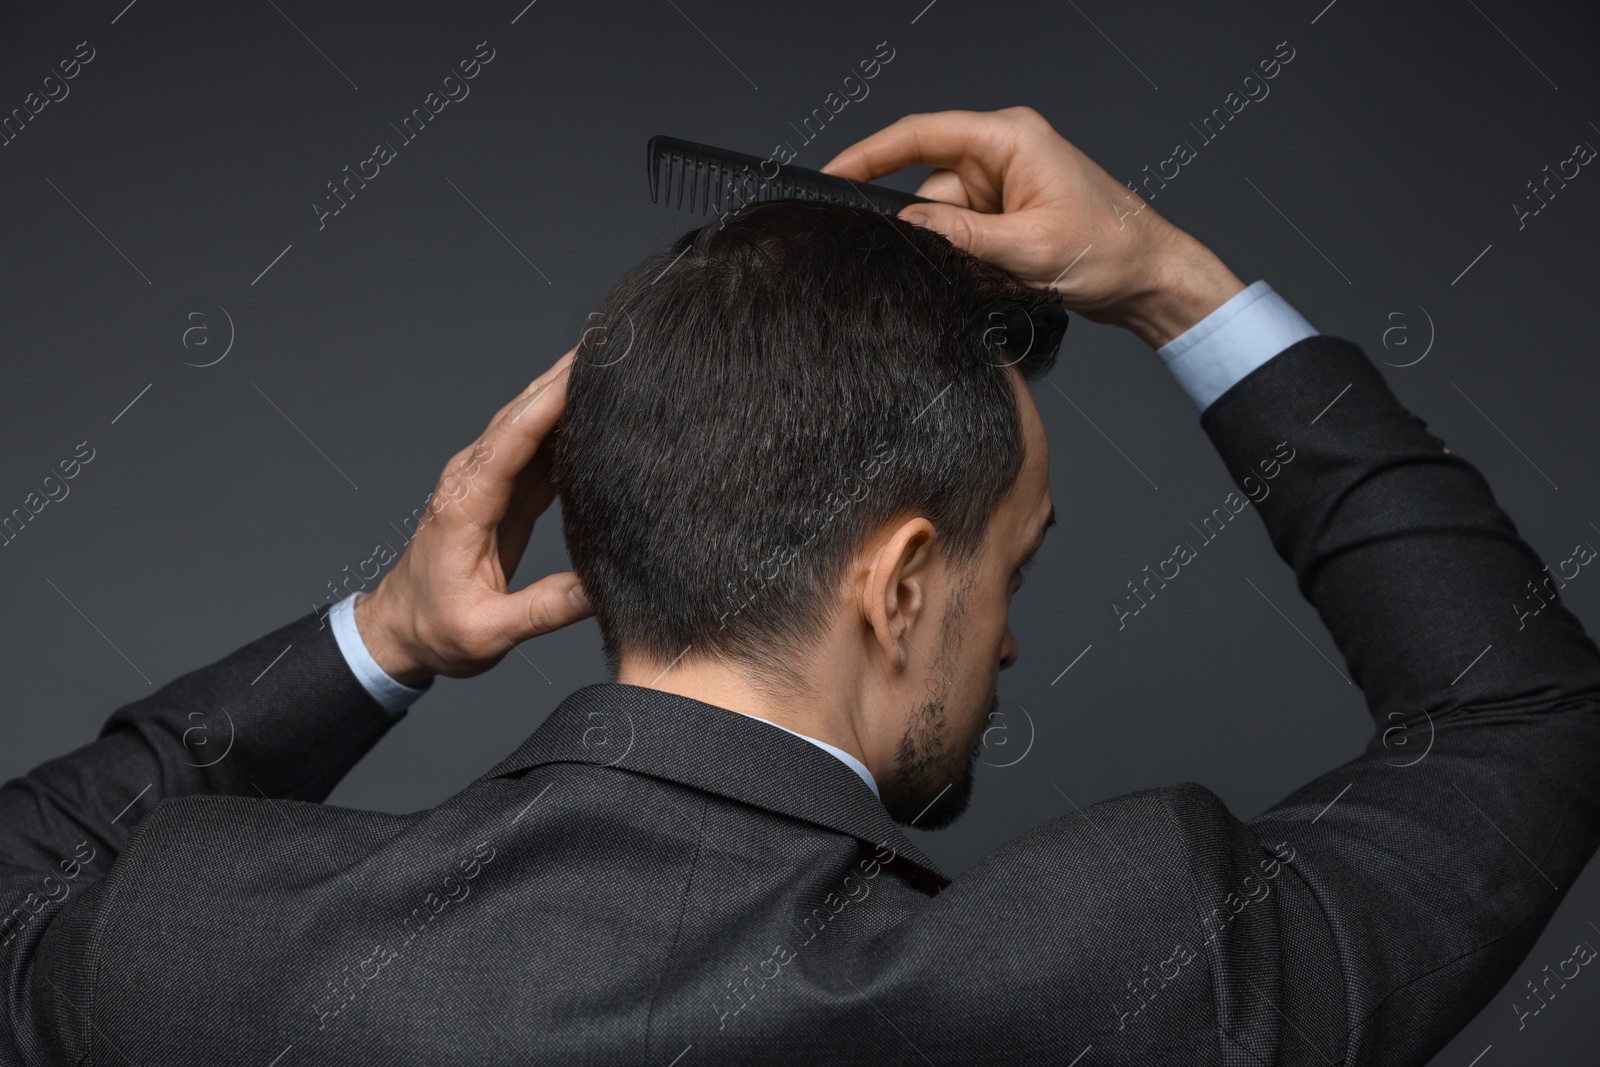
top-left (999, 629), bottom-right (1018, 670)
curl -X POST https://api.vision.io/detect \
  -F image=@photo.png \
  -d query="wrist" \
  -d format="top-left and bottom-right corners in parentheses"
top-left (353, 585), bottom-right (435, 687)
top-left (1116, 234), bottom-right (1246, 349)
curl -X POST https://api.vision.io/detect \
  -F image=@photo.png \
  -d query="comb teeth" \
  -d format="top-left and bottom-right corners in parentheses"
top-left (648, 135), bottom-right (930, 219)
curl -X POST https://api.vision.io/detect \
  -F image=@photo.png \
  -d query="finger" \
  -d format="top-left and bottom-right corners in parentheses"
top-left (459, 346), bottom-right (578, 449)
top-left (495, 345), bottom-right (578, 429)
top-left (483, 571), bottom-right (593, 645)
top-left (913, 168), bottom-right (972, 209)
top-left (448, 351), bottom-right (576, 530)
top-left (495, 451), bottom-right (558, 581)
top-left (896, 200), bottom-right (1030, 265)
top-left (820, 110), bottom-right (1009, 180)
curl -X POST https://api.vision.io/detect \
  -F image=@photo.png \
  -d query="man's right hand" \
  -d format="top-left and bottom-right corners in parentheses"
top-left (822, 107), bottom-right (1247, 349)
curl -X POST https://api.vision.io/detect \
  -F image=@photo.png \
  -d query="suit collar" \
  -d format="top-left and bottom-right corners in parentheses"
top-left (485, 683), bottom-right (949, 893)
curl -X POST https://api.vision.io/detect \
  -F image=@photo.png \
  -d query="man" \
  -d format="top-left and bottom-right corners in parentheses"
top-left (3, 107), bottom-right (1597, 1065)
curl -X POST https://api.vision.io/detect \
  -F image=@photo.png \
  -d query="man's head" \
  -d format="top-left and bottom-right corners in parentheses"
top-left (555, 200), bottom-right (1064, 828)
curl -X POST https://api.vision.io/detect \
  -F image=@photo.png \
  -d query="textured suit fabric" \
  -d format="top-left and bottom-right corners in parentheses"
top-left (3, 334), bottom-right (1599, 1066)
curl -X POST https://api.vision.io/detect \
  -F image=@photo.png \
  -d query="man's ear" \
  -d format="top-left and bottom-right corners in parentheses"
top-left (857, 517), bottom-right (937, 672)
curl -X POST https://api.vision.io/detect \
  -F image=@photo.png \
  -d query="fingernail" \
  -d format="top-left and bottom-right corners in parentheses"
top-left (567, 582), bottom-right (591, 613)
top-left (903, 211), bottom-right (932, 229)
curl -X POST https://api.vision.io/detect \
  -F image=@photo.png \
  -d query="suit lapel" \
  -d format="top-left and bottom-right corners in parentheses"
top-left (484, 683), bottom-right (949, 894)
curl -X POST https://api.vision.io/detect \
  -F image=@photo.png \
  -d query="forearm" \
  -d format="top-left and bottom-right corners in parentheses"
top-left (1201, 335), bottom-right (1600, 1060)
top-left (0, 610), bottom-right (399, 878)
top-left (1201, 338), bottom-right (1600, 726)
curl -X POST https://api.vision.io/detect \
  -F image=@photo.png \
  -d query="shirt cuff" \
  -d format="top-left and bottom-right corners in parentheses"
top-left (328, 593), bottom-right (430, 716)
top-left (1157, 280), bottom-right (1317, 411)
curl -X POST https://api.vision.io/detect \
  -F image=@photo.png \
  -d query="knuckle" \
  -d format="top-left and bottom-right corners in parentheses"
top-left (1018, 218), bottom-right (1055, 256)
top-left (947, 213), bottom-right (975, 250)
top-left (439, 447), bottom-right (472, 483)
top-left (523, 594), bottom-right (561, 637)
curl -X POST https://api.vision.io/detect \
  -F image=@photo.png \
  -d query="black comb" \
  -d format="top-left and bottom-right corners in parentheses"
top-left (648, 135), bottom-right (934, 218)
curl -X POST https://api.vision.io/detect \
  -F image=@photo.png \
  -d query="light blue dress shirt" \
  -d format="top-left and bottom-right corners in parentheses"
top-left (326, 593), bottom-right (883, 795)
top-left (328, 594), bottom-right (431, 711)
top-left (329, 281), bottom-right (1314, 788)
top-left (1157, 280), bottom-right (1316, 410)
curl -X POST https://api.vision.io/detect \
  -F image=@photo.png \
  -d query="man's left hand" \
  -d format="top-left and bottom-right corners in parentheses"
top-left (353, 346), bottom-right (592, 685)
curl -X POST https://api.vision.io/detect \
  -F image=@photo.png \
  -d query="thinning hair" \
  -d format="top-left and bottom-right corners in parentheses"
top-left (554, 199), bottom-right (1066, 683)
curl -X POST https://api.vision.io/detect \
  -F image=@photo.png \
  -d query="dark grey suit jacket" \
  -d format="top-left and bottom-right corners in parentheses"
top-left (5, 336), bottom-right (1600, 1066)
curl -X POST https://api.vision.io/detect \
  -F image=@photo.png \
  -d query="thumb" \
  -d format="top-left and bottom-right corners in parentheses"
top-left (898, 202), bottom-right (1005, 265)
top-left (487, 571), bottom-right (594, 646)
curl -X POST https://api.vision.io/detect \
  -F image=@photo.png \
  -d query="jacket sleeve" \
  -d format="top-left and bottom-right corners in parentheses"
top-left (646, 333), bottom-right (1600, 1066)
top-left (0, 609), bottom-right (400, 1064)
top-left (1188, 334), bottom-right (1600, 1063)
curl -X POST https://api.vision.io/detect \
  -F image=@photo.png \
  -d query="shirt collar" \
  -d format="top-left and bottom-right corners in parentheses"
top-left (739, 713), bottom-right (880, 797)
top-left (481, 682), bottom-right (948, 894)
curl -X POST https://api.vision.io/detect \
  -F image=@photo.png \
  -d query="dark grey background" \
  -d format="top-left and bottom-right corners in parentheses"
top-left (2, 0), bottom-right (1597, 1061)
